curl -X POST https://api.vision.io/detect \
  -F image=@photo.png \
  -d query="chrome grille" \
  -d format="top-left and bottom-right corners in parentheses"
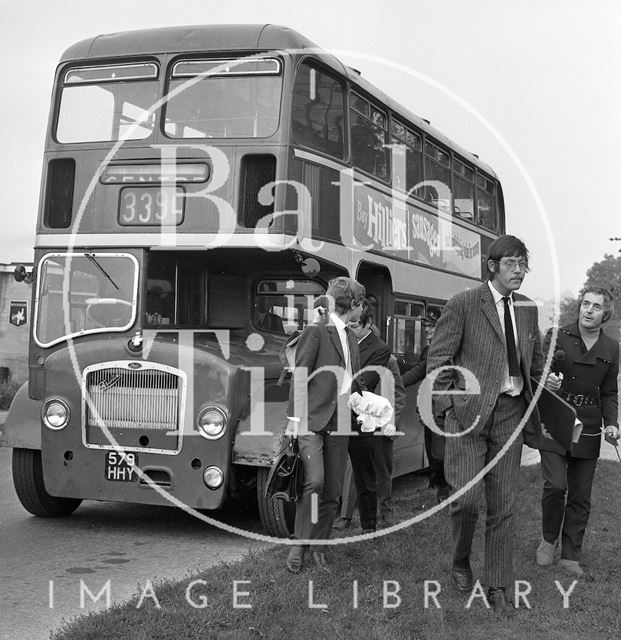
top-left (85, 366), bottom-right (181, 431)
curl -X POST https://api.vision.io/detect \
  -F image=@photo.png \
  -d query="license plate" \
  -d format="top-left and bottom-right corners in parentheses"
top-left (105, 451), bottom-right (138, 482)
top-left (118, 186), bottom-right (184, 226)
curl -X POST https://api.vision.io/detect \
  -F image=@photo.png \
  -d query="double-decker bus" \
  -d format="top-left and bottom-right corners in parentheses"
top-left (1, 24), bottom-right (504, 537)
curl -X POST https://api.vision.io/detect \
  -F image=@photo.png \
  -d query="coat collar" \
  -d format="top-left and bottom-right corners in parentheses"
top-left (326, 324), bottom-right (346, 364)
top-left (561, 321), bottom-right (608, 365)
top-left (479, 282), bottom-right (504, 342)
top-left (561, 321), bottom-right (581, 339)
top-left (479, 282), bottom-right (531, 356)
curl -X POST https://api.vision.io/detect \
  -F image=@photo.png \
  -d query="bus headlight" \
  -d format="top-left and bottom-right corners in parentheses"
top-left (196, 407), bottom-right (227, 439)
top-left (42, 399), bottom-right (70, 430)
top-left (203, 466), bottom-right (224, 490)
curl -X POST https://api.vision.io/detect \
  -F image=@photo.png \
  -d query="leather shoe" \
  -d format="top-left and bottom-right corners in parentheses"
top-left (488, 587), bottom-right (515, 615)
top-left (311, 551), bottom-right (331, 572)
top-left (286, 545), bottom-right (305, 574)
top-left (451, 562), bottom-right (473, 593)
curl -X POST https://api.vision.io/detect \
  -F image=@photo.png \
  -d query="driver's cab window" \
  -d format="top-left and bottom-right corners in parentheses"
top-left (145, 254), bottom-right (206, 327)
top-left (253, 279), bottom-right (325, 334)
top-left (145, 259), bottom-right (175, 326)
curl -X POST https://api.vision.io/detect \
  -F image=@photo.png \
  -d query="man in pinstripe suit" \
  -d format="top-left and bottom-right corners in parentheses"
top-left (426, 235), bottom-right (544, 613)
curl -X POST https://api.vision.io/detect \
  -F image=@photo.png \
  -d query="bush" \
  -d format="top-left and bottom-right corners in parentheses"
top-left (0, 378), bottom-right (21, 410)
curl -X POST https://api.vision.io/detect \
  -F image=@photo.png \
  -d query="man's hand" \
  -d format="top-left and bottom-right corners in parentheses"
top-left (603, 425), bottom-right (620, 443)
top-left (382, 424), bottom-right (396, 437)
top-left (285, 419), bottom-right (299, 437)
top-left (545, 372), bottom-right (563, 392)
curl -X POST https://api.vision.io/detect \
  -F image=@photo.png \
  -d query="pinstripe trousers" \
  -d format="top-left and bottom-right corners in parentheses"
top-left (444, 393), bottom-right (525, 588)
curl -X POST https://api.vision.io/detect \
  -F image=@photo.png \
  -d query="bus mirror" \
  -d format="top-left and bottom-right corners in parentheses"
top-left (14, 264), bottom-right (33, 284)
top-left (300, 258), bottom-right (320, 277)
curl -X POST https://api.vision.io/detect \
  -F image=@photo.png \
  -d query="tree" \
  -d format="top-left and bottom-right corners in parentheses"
top-left (558, 294), bottom-right (578, 327)
top-left (582, 253), bottom-right (621, 300)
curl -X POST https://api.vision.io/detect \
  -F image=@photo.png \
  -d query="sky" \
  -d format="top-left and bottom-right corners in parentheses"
top-left (0, 0), bottom-right (619, 303)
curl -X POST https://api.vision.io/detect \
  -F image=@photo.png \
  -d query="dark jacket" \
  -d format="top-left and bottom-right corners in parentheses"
top-left (287, 320), bottom-right (362, 433)
top-left (357, 337), bottom-right (406, 423)
top-left (357, 332), bottom-right (392, 393)
top-left (538, 322), bottom-right (619, 458)
top-left (351, 332), bottom-right (392, 434)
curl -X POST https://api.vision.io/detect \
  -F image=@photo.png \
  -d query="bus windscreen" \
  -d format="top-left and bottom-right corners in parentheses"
top-left (35, 253), bottom-right (138, 347)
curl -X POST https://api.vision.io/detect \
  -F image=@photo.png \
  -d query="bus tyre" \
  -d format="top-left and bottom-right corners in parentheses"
top-left (12, 448), bottom-right (82, 517)
top-left (256, 467), bottom-right (295, 538)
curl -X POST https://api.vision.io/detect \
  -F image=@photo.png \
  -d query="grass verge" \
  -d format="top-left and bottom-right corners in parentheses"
top-left (52, 461), bottom-right (621, 640)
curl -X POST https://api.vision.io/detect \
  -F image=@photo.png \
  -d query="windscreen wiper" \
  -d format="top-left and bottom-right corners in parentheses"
top-left (85, 253), bottom-right (119, 290)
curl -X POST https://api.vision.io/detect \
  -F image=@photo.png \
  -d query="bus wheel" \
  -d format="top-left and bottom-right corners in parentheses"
top-left (255, 467), bottom-right (295, 538)
top-left (12, 449), bottom-right (82, 517)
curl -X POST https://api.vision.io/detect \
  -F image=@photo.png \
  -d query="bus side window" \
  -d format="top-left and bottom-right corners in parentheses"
top-left (291, 63), bottom-right (345, 159)
top-left (476, 174), bottom-right (497, 230)
top-left (388, 299), bottom-right (425, 373)
top-left (388, 316), bottom-right (422, 373)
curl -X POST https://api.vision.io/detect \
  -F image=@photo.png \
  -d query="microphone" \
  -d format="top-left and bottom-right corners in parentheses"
top-left (552, 349), bottom-right (565, 375)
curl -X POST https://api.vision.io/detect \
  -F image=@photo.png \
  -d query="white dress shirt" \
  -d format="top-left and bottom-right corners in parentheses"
top-left (488, 281), bottom-right (523, 396)
top-left (330, 312), bottom-right (352, 394)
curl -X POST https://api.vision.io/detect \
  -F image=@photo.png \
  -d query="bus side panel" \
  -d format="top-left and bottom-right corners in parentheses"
top-left (0, 383), bottom-right (42, 449)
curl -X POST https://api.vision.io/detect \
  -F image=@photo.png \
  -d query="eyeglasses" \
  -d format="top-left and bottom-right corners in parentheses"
top-left (495, 258), bottom-right (530, 273)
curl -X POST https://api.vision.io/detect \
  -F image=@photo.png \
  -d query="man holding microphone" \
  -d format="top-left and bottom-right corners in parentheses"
top-left (538, 286), bottom-right (620, 576)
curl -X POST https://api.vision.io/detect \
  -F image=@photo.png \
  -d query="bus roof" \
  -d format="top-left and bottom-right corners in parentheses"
top-left (60, 24), bottom-right (320, 61)
top-left (60, 24), bottom-right (496, 177)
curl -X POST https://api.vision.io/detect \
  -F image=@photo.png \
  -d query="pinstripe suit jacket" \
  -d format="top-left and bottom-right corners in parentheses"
top-left (426, 282), bottom-right (545, 446)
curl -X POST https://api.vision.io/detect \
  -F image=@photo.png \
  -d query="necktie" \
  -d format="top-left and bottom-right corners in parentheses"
top-left (502, 297), bottom-right (520, 376)
top-left (343, 326), bottom-right (352, 376)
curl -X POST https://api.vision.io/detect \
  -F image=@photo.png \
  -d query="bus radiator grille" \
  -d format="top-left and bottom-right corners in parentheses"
top-left (84, 367), bottom-right (180, 432)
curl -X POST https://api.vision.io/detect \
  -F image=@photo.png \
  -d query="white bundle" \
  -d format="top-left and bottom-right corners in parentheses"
top-left (348, 390), bottom-right (395, 435)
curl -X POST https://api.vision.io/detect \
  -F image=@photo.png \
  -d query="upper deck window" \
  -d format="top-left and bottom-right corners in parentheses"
top-left (350, 92), bottom-right (389, 181)
top-left (423, 140), bottom-right (451, 207)
top-left (476, 173), bottom-right (498, 230)
top-left (453, 158), bottom-right (475, 221)
top-left (56, 63), bottom-right (159, 143)
top-left (291, 62), bottom-right (345, 159)
top-left (390, 119), bottom-right (423, 197)
top-left (164, 57), bottom-right (283, 139)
